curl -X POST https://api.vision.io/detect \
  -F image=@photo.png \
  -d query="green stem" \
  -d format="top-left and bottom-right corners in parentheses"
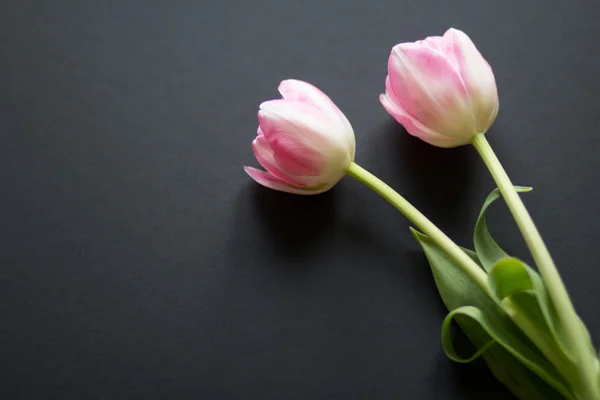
top-left (346, 162), bottom-right (491, 296)
top-left (472, 133), bottom-right (600, 399)
top-left (347, 161), bottom-right (578, 395)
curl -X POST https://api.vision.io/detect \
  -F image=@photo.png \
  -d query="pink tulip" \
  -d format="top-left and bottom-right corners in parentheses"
top-left (380, 28), bottom-right (499, 148)
top-left (244, 79), bottom-right (356, 194)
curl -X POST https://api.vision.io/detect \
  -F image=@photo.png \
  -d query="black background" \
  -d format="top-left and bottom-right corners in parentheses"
top-left (1, 1), bottom-right (599, 399)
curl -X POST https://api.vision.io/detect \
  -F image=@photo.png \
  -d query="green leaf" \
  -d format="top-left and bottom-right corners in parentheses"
top-left (489, 256), bottom-right (533, 299)
top-left (490, 258), bottom-right (573, 361)
top-left (410, 228), bottom-right (496, 313)
top-left (442, 306), bottom-right (573, 400)
top-left (481, 346), bottom-right (570, 400)
top-left (490, 258), bottom-right (598, 385)
top-left (474, 186), bottom-right (532, 272)
top-left (451, 314), bottom-right (569, 399)
top-left (473, 189), bottom-right (599, 396)
top-left (411, 229), bottom-right (572, 400)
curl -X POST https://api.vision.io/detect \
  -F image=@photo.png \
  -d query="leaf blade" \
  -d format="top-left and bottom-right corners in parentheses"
top-left (441, 306), bottom-right (573, 400)
top-left (473, 186), bottom-right (532, 272)
top-left (490, 258), bottom-right (574, 362)
top-left (411, 229), bottom-right (573, 400)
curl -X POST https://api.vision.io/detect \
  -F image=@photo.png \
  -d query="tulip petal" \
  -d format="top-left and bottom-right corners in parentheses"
top-left (443, 28), bottom-right (499, 132)
top-left (252, 135), bottom-right (306, 186)
top-left (267, 131), bottom-right (325, 176)
top-left (278, 79), bottom-right (349, 127)
top-left (246, 80), bottom-right (354, 195)
top-left (244, 166), bottom-right (323, 195)
top-left (388, 42), bottom-right (475, 138)
top-left (278, 79), bottom-right (331, 106)
top-left (419, 36), bottom-right (445, 53)
top-left (278, 80), bottom-right (355, 156)
top-left (380, 93), bottom-right (467, 148)
top-left (258, 100), bottom-right (339, 151)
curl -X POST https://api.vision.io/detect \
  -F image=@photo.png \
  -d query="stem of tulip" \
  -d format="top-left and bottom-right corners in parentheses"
top-left (346, 161), bottom-right (578, 395)
top-left (345, 162), bottom-right (491, 296)
top-left (472, 133), bottom-right (600, 400)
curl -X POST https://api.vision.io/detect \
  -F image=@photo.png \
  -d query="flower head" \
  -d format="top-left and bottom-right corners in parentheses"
top-left (245, 79), bottom-right (355, 194)
top-left (380, 28), bottom-right (499, 148)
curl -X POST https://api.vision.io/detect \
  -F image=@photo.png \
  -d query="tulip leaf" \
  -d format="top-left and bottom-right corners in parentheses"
top-left (410, 228), bottom-right (496, 313)
top-left (441, 306), bottom-right (573, 400)
top-left (442, 306), bottom-right (570, 396)
top-left (411, 229), bottom-right (573, 400)
top-left (474, 188), bottom-right (564, 354)
top-left (481, 346), bottom-right (569, 400)
top-left (474, 188), bottom-right (583, 364)
top-left (490, 260), bottom-right (596, 361)
top-left (474, 186), bottom-right (532, 272)
top-left (489, 258), bottom-right (590, 364)
top-left (489, 257), bottom-right (534, 299)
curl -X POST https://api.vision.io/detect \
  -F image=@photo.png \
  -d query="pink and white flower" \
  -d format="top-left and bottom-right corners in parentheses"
top-left (245, 79), bottom-right (355, 194)
top-left (380, 28), bottom-right (499, 148)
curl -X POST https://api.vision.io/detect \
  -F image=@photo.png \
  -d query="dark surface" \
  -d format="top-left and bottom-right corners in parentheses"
top-left (1, 1), bottom-right (599, 399)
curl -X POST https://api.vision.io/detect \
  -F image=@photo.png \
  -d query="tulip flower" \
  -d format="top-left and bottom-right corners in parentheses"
top-left (380, 28), bottom-right (498, 148)
top-left (244, 79), bottom-right (355, 194)
top-left (380, 28), bottom-right (600, 400)
top-left (243, 28), bottom-right (600, 400)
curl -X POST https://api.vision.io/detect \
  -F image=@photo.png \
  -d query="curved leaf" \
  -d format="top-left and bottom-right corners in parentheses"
top-left (450, 311), bottom-right (570, 400)
top-left (474, 186), bottom-right (532, 271)
top-left (490, 258), bottom-right (573, 361)
top-left (411, 228), bottom-right (572, 400)
top-left (489, 256), bottom-right (533, 299)
top-left (442, 306), bottom-right (574, 400)
top-left (481, 346), bottom-right (569, 400)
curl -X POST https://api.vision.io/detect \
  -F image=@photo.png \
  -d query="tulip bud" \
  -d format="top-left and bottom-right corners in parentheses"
top-left (380, 28), bottom-right (499, 148)
top-left (245, 79), bottom-right (356, 194)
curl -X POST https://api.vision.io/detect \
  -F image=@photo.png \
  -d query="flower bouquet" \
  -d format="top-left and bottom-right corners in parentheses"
top-left (244, 28), bottom-right (600, 400)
